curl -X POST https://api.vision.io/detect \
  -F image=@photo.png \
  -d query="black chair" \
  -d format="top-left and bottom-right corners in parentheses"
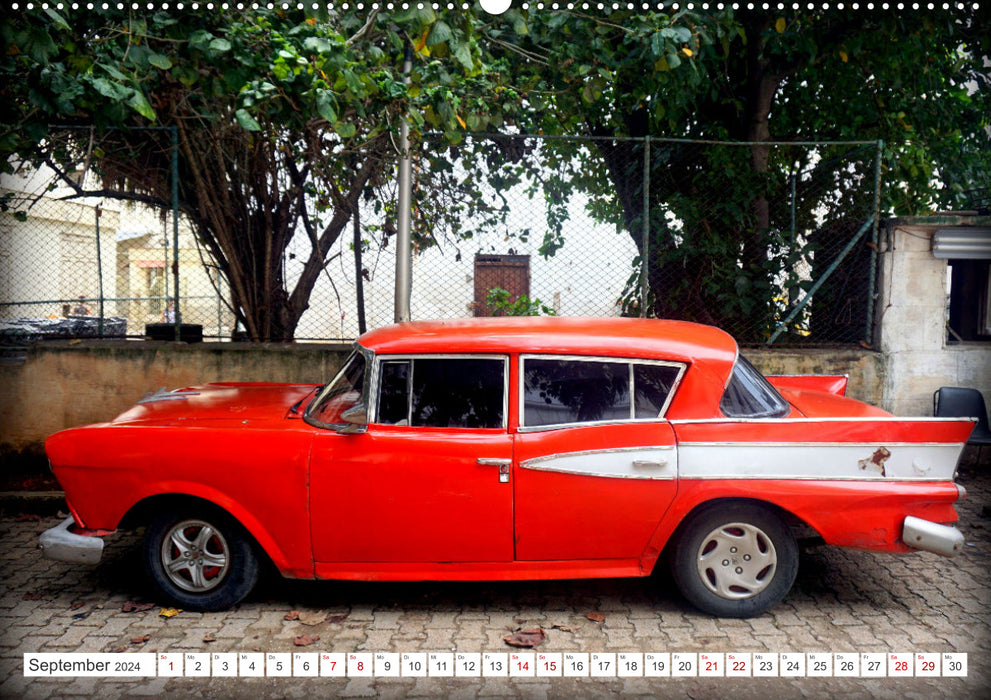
top-left (934, 387), bottom-right (991, 464)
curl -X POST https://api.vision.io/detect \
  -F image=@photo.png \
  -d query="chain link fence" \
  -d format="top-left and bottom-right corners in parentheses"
top-left (1, 129), bottom-right (881, 346)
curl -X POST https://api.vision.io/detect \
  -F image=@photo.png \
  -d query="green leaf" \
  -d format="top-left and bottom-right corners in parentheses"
top-left (427, 21), bottom-right (453, 47)
top-left (453, 43), bottom-right (474, 72)
top-left (335, 121), bottom-right (357, 139)
top-left (303, 36), bottom-right (333, 54)
top-left (316, 92), bottom-right (337, 122)
top-left (127, 91), bottom-right (157, 121)
top-left (235, 108), bottom-right (261, 131)
top-left (148, 53), bottom-right (173, 70)
top-left (210, 38), bottom-right (232, 53)
top-left (90, 77), bottom-right (129, 101)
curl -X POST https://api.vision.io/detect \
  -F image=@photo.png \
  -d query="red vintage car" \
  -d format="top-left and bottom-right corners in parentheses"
top-left (40, 318), bottom-right (973, 617)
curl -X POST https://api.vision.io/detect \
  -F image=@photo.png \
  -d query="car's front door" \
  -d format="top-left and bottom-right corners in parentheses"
top-left (309, 355), bottom-right (514, 565)
top-left (513, 355), bottom-right (684, 561)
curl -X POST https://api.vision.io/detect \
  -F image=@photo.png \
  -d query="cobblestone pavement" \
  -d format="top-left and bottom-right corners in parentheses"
top-left (1, 467), bottom-right (989, 699)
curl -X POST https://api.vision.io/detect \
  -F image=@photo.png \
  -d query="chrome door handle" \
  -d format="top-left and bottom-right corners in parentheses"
top-left (633, 459), bottom-right (668, 469)
top-left (477, 458), bottom-right (511, 467)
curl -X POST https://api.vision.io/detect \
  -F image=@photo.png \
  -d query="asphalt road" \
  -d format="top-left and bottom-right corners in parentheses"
top-left (1, 462), bottom-right (989, 699)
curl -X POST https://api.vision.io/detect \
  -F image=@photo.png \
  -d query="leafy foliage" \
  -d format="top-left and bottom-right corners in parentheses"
top-left (1, 6), bottom-right (517, 340)
top-left (485, 287), bottom-right (556, 317)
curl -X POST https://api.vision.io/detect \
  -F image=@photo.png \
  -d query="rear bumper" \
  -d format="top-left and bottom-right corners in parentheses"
top-left (902, 516), bottom-right (965, 557)
top-left (38, 516), bottom-right (106, 565)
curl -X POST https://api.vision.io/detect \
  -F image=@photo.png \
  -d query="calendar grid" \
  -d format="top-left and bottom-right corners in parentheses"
top-left (23, 651), bottom-right (968, 679)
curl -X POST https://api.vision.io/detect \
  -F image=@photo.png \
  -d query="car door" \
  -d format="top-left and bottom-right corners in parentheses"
top-left (309, 354), bottom-right (514, 565)
top-left (513, 355), bottom-right (684, 561)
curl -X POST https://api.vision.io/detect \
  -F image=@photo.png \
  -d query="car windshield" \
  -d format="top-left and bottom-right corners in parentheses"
top-left (719, 355), bottom-right (791, 418)
top-left (304, 349), bottom-right (366, 428)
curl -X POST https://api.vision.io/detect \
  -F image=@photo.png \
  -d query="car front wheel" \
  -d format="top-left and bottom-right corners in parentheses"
top-left (670, 502), bottom-right (798, 618)
top-left (143, 508), bottom-right (260, 611)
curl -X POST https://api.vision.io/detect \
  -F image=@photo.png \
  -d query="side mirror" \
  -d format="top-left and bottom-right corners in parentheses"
top-left (338, 404), bottom-right (368, 434)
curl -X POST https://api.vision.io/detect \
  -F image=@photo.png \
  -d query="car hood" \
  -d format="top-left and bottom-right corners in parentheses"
top-left (110, 383), bottom-right (319, 425)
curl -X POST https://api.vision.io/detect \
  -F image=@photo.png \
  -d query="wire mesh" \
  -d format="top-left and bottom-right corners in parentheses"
top-left (1, 129), bottom-right (880, 346)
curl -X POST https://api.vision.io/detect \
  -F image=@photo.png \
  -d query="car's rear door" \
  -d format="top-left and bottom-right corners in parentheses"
top-left (513, 355), bottom-right (684, 561)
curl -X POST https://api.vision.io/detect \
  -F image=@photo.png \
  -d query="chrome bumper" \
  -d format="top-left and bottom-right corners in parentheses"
top-left (39, 516), bottom-right (105, 565)
top-left (902, 516), bottom-right (965, 557)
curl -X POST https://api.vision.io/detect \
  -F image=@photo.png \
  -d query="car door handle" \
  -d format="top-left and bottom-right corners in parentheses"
top-left (633, 459), bottom-right (669, 469)
top-left (477, 458), bottom-right (511, 467)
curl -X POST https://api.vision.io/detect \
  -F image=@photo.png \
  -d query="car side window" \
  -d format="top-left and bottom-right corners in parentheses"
top-left (719, 355), bottom-right (791, 418)
top-left (376, 357), bottom-right (507, 429)
top-left (304, 350), bottom-right (366, 428)
top-left (634, 363), bottom-right (683, 418)
top-left (522, 357), bottom-right (683, 428)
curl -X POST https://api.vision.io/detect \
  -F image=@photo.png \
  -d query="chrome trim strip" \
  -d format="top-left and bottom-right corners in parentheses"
top-left (670, 417), bottom-right (974, 424)
top-left (678, 474), bottom-right (950, 482)
top-left (677, 441), bottom-right (968, 448)
top-left (519, 445), bottom-right (677, 480)
top-left (522, 463), bottom-right (677, 480)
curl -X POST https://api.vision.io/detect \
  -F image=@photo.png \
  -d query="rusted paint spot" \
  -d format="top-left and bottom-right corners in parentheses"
top-left (858, 447), bottom-right (891, 477)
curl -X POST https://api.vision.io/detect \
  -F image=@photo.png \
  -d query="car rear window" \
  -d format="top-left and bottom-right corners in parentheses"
top-left (719, 355), bottom-right (791, 418)
top-left (522, 356), bottom-right (683, 429)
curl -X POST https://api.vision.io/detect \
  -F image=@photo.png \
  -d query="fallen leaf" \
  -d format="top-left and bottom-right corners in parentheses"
top-left (284, 610), bottom-right (300, 621)
top-left (503, 628), bottom-right (547, 648)
top-left (159, 608), bottom-right (181, 618)
top-left (130, 636), bottom-right (150, 645)
top-left (551, 624), bottom-right (575, 633)
top-left (327, 614), bottom-right (348, 624)
top-left (111, 646), bottom-right (127, 653)
top-left (70, 601), bottom-right (85, 609)
top-left (585, 612), bottom-right (606, 623)
top-left (122, 601), bottom-right (155, 613)
top-left (202, 635), bottom-right (216, 643)
top-left (22, 592), bottom-right (45, 601)
top-left (294, 635), bottom-right (320, 647)
top-left (298, 611), bottom-right (328, 626)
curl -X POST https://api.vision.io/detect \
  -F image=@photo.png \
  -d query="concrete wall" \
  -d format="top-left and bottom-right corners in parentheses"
top-left (0, 341), bottom-right (351, 466)
top-left (876, 218), bottom-right (991, 416)
top-left (0, 340), bottom-right (882, 469)
top-left (748, 347), bottom-right (884, 408)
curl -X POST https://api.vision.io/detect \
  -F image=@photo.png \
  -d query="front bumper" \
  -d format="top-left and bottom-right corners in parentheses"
top-left (39, 516), bottom-right (105, 565)
top-left (902, 516), bottom-right (965, 557)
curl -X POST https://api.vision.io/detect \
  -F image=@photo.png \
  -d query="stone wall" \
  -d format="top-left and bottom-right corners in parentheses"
top-left (0, 341), bottom-right (351, 468)
top-left (0, 340), bottom-right (883, 471)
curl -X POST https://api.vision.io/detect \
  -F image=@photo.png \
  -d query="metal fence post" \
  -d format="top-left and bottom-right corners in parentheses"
top-left (170, 125), bottom-right (181, 339)
top-left (641, 136), bottom-right (651, 318)
top-left (95, 204), bottom-right (104, 337)
top-left (865, 139), bottom-right (884, 346)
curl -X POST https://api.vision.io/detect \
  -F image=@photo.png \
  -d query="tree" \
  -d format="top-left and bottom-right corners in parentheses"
top-left (1, 6), bottom-right (513, 340)
top-left (481, 8), bottom-right (991, 340)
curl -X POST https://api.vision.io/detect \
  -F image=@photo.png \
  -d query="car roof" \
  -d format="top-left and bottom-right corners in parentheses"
top-left (357, 317), bottom-right (738, 366)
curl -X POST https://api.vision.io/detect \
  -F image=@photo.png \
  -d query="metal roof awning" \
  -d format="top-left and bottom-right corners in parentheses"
top-left (932, 228), bottom-right (991, 259)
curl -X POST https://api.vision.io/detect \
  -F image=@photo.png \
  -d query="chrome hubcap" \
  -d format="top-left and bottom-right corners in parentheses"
top-left (160, 519), bottom-right (230, 593)
top-left (696, 521), bottom-right (777, 600)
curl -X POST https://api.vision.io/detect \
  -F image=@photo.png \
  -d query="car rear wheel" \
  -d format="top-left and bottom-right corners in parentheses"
top-left (670, 502), bottom-right (798, 618)
top-left (143, 508), bottom-right (259, 611)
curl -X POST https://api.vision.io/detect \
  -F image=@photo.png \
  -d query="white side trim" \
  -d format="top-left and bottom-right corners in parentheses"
top-left (679, 443), bottom-right (963, 481)
top-left (520, 446), bottom-right (677, 480)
